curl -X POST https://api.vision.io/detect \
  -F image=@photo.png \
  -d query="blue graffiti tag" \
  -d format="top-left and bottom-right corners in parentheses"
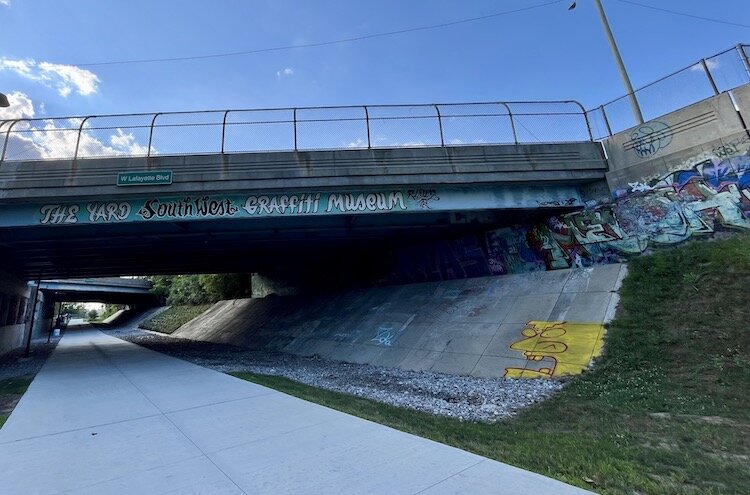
top-left (630, 121), bottom-right (673, 158)
top-left (372, 326), bottom-right (395, 346)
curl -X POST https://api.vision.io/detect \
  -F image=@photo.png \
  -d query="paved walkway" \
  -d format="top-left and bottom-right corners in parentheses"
top-left (0, 329), bottom-right (593, 494)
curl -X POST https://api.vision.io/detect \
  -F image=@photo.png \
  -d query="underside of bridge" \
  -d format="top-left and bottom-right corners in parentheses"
top-left (0, 206), bottom-right (577, 280)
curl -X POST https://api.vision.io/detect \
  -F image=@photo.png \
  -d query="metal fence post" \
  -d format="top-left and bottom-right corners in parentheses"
top-left (73, 116), bottom-right (92, 161)
top-left (701, 59), bottom-right (720, 95)
top-left (293, 108), bottom-right (298, 151)
top-left (501, 103), bottom-right (518, 144)
top-left (434, 105), bottom-right (445, 147)
top-left (147, 113), bottom-right (161, 159)
top-left (600, 105), bottom-right (613, 137)
top-left (738, 44), bottom-right (750, 77)
top-left (221, 110), bottom-right (230, 154)
top-left (363, 106), bottom-right (371, 149)
top-left (570, 101), bottom-right (594, 141)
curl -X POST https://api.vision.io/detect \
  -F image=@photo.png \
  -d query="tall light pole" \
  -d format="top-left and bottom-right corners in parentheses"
top-left (593, 0), bottom-right (643, 124)
top-left (571, 1), bottom-right (644, 124)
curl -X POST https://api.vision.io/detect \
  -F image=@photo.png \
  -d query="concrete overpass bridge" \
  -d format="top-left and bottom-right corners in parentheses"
top-left (38, 277), bottom-right (155, 305)
top-left (0, 100), bottom-right (607, 280)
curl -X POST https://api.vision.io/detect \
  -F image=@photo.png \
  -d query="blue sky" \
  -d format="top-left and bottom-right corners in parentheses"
top-left (0, 1), bottom-right (748, 128)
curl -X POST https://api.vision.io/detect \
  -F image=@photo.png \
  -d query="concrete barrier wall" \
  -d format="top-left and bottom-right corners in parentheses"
top-left (732, 83), bottom-right (750, 130)
top-left (0, 143), bottom-right (606, 203)
top-left (172, 265), bottom-right (625, 379)
top-left (0, 271), bottom-right (30, 355)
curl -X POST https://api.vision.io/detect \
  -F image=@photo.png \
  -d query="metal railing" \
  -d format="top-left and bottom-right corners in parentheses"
top-left (0, 101), bottom-right (593, 164)
top-left (586, 44), bottom-right (750, 139)
top-left (3, 44), bottom-right (746, 163)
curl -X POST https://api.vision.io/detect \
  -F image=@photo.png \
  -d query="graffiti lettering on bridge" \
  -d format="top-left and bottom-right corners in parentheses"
top-left (39, 204), bottom-right (79, 225)
top-left (407, 189), bottom-right (439, 209)
top-left (138, 197), bottom-right (239, 220)
top-left (87, 202), bottom-right (131, 223)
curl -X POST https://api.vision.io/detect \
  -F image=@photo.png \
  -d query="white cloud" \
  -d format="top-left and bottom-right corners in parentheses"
top-left (276, 67), bottom-right (295, 78)
top-left (1, 94), bottom-right (151, 161)
top-left (0, 0), bottom-right (10, 7)
top-left (0, 91), bottom-right (35, 120)
top-left (690, 59), bottom-right (720, 72)
top-left (109, 129), bottom-right (149, 155)
top-left (0, 58), bottom-right (100, 97)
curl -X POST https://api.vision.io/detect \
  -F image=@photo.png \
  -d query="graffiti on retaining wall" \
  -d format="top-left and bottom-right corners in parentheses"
top-left (372, 326), bottom-right (395, 346)
top-left (517, 145), bottom-right (750, 269)
top-left (504, 321), bottom-right (605, 378)
top-left (485, 227), bottom-right (546, 275)
top-left (377, 142), bottom-right (750, 283)
top-left (628, 121), bottom-right (673, 158)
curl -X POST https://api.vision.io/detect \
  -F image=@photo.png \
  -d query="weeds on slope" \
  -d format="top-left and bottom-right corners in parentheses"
top-left (233, 233), bottom-right (750, 495)
top-left (139, 304), bottom-right (212, 334)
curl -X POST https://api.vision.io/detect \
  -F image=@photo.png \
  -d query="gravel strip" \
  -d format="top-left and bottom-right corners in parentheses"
top-left (108, 325), bottom-right (563, 423)
top-left (0, 337), bottom-right (61, 382)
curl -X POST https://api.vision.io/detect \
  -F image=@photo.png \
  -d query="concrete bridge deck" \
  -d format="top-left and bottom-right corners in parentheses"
top-left (0, 328), bottom-right (592, 495)
top-left (0, 143), bottom-right (607, 203)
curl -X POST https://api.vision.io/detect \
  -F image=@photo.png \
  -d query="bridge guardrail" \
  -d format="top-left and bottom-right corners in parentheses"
top-left (4, 44), bottom-right (745, 163)
top-left (586, 44), bottom-right (750, 140)
top-left (0, 101), bottom-right (593, 164)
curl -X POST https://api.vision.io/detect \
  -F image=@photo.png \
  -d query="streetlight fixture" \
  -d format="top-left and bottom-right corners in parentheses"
top-left (570, 1), bottom-right (644, 124)
top-left (0, 92), bottom-right (9, 107)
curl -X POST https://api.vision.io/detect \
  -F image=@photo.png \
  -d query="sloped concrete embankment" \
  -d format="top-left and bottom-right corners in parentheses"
top-left (172, 264), bottom-right (627, 379)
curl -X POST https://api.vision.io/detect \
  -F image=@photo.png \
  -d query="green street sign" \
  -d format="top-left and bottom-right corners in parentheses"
top-left (117, 170), bottom-right (172, 186)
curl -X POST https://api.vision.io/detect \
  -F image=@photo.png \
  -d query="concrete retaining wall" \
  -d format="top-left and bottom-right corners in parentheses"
top-left (0, 271), bottom-right (30, 355)
top-left (172, 264), bottom-right (625, 379)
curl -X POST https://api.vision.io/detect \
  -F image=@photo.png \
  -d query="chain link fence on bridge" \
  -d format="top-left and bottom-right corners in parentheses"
top-left (3, 45), bottom-right (748, 163)
top-left (0, 101), bottom-right (592, 163)
top-left (587, 44), bottom-right (750, 140)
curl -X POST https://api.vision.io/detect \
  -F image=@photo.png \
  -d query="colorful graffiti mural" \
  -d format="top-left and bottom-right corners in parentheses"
top-left (485, 227), bottom-right (546, 275)
top-left (488, 142), bottom-right (750, 272)
top-left (504, 321), bottom-right (606, 379)
top-left (377, 139), bottom-right (750, 284)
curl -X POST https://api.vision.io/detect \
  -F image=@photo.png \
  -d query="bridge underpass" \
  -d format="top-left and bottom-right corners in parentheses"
top-left (1, 204), bottom-right (584, 280)
top-left (0, 99), bottom-right (606, 280)
top-left (38, 277), bottom-right (156, 305)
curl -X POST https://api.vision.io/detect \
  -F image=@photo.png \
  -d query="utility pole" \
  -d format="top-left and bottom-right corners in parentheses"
top-left (593, 0), bottom-right (644, 124)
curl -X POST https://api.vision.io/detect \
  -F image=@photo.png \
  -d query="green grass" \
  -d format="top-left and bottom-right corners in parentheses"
top-left (231, 233), bottom-right (750, 495)
top-left (139, 304), bottom-right (212, 334)
top-left (0, 377), bottom-right (33, 428)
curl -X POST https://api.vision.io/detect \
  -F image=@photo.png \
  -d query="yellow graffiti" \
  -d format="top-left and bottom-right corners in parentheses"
top-left (504, 321), bottom-right (605, 378)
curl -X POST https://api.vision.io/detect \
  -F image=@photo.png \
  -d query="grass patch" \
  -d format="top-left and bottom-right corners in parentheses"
top-left (0, 377), bottom-right (33, 429)
top-left (231, 234), bottom-right (750, 495)
top-left (139, 304), bottom-right (212, 334)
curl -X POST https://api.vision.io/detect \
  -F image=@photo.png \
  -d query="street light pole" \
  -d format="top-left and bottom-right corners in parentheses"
top-left (592, 0), bottom-right (644, 124)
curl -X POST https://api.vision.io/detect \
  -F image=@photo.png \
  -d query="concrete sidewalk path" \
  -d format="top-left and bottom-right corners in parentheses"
top-left (0, 329), bottom-right (593, 495)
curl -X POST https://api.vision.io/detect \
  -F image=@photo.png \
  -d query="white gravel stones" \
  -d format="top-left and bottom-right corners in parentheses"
top-left (111, 327), bottom-right (563, 423)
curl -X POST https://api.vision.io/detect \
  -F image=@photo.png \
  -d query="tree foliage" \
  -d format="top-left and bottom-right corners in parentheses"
top-left (148, 274), bottom-right (252, 306)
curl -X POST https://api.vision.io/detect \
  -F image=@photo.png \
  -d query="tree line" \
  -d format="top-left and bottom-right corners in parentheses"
top-left (149, 274), bottom-right (253, 306)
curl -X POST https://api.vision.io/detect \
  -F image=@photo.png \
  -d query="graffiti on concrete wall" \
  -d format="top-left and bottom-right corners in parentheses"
top-left (628, 121), bottom-right (673, 158)
top-left (504, 321), bottom-right (605, 378)
top-left (372, 325), bottom-right (396, 346)
top-left (516, 143), bottom-right (750, 270)
top-left (485, 227), bottom-right (546, 275)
